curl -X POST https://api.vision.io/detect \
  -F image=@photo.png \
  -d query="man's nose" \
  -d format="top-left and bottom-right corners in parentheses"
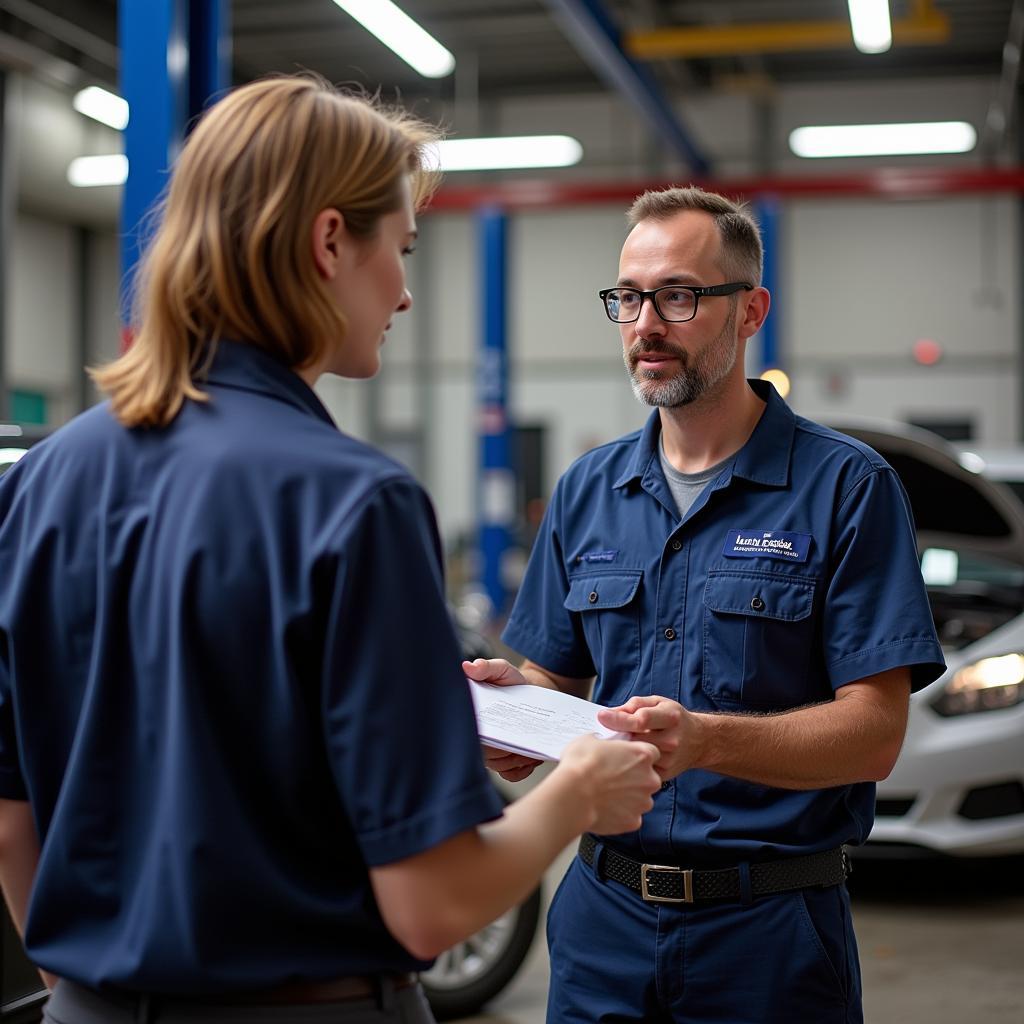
top-left (634, 295), bottom-right (667, 336)
top-left (396, 287), bottom-right (412, 313)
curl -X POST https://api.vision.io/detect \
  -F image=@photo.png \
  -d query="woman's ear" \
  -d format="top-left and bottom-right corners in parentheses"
top-left (311, 208), bottom-right (347, 281)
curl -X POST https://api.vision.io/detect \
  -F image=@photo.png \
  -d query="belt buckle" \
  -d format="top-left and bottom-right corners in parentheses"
top-left (640, 863), bottom-right (693, 903)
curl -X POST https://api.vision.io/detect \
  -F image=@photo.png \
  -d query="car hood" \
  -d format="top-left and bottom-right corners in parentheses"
top-left (829, 420), bottom-right (1024, 567)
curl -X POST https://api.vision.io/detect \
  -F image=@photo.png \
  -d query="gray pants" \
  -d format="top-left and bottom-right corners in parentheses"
top-left (43, 979), bottom-right (437, 1024)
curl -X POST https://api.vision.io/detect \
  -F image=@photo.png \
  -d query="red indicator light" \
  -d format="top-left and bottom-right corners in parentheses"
top-left (912, 338), bottom-right (942, 366)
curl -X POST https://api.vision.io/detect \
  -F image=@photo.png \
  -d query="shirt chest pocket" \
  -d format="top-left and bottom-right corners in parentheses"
top-left (702, 570), bottom-right (817, 710)
top-left (565, 570), bottom-right (643, 703)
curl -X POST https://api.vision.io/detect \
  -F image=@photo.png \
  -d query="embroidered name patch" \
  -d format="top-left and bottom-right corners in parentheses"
top-left (579, 549), bottom-right (618, 563)
top-left (722, 529), bottom-right (811, 562)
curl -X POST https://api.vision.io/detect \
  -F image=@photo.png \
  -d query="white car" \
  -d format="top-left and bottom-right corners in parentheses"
top-left (0, 446), bottom-right (28, 475)
top-left (956, 444), bottom-right (1024, 508)
top-left (0, 425), bottom-right (45, 476)
top-left (835, 422), bottom-right (1024, 858)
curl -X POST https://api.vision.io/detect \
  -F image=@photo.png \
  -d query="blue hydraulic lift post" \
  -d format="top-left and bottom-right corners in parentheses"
top-left (543, 0), bottom-right (709, 174)
top-left (119, 0), bottom-right (188, 310)
top-left (189, 0), bottom-right (231, 122)
top-left (756, 197), bottom-right (780, 373)
top-left (119, 0), bottom-right (231, 312)
top-left (477, 208), bottom-right (514, 619)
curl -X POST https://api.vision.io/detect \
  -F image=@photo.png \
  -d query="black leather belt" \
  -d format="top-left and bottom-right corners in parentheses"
top-left (71, 973), bottom-right (420, 1015)
top-left (579, 833), bottom-right (849, 905)
top-left (221, 972), bottom-right (419, 1005)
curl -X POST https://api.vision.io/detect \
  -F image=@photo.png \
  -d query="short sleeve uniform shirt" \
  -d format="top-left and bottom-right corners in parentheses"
top-left (0, 341), bottom-right (503, 991)
top-left (503, 380), bottom-right (944, 864)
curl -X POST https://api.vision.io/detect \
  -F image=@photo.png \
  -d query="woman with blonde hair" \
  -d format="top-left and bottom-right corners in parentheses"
top-left (0, 76), bottom-right (659, 1023)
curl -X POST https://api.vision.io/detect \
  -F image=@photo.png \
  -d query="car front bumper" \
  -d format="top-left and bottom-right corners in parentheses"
top-left (866, 697), bottom-right (1024, 857)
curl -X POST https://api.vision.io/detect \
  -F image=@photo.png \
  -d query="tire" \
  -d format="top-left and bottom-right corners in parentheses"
top-left (420, 884), bottom-right (542, 1021)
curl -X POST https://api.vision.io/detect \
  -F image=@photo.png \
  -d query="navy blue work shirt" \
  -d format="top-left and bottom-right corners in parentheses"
top-left (0, 340), bottom-right (503, 992)
top-left (503, 380), bottom-right (944, 864)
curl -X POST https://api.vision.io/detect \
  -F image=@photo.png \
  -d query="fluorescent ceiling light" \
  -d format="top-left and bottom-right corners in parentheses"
top-left (429, 135), bottom-right (583, 172)
top-left (67, 154), bottom-right (128, 187)
top-left (789, 122), bottom-right (976, 158)
top-left (72, 86), bottom-right (129, 130)
top-left (848, 0), bottom-right (892, 54)
top-left (331, 0), bottom-right (454, 78)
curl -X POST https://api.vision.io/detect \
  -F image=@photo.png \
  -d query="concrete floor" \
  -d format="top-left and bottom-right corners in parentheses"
top-left (457, 847), bottom-right (1024, 1024)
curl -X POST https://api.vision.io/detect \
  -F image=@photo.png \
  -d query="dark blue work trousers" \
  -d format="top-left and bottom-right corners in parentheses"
top-left (546, 854), bottom-right (862, 1024)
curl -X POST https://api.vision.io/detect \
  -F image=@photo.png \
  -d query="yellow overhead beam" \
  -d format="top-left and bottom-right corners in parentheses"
top-left (626, 10), bottom-right (950, 61)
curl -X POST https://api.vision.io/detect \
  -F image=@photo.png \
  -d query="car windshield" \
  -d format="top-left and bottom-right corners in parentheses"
top-left (922, 547), bottom-right (1024, 651)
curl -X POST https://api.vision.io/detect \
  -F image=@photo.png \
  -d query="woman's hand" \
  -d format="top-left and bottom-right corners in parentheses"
top-left (558, 735), bottom-right (661, 834)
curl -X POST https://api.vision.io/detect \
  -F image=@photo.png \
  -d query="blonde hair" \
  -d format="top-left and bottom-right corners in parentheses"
top-left (92, 76), bottom-right (441, 428)
top-left (627, 185), bottom-right (763, 287)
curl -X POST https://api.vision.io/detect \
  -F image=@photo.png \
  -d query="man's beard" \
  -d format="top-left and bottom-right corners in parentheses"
top-left (624, 305), bottom-right (738, 409)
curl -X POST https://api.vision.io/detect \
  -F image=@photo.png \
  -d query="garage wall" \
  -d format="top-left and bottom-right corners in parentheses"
top-left (352, 192), bottom-right (1022, 541)
top-left (784, 195), bottom-right (1019, 440)
top-left (3, 69), bottom-right (1021, 545)
top-left (6, 213), bottom-right (77, 423)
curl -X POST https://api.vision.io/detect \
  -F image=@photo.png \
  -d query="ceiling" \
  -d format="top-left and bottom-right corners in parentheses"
top-left (3, 1), bottom-right (1016, 101)
top-left (0, 0), bottom-right (1019, 216)
top-left (229, 1), bottom-right (1017, 98)
top-left (4, 1), bottom-right (1015, 88)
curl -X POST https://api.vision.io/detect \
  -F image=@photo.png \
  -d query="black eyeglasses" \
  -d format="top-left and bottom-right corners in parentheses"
top-left (598, 282), bottom-right (753, 324)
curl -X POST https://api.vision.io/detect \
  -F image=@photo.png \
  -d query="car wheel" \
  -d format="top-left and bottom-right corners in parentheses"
top-left (420, 884), bottom-right (542, 1021)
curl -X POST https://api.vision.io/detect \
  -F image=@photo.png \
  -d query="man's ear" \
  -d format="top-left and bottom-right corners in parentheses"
top-left (311, 208), bottom-right (347, 281)
top-left (737, 286), bottom-right (771, 341)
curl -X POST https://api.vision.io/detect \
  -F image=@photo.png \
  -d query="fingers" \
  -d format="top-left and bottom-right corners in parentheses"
top-left (499, 764), bottom-right (538, 783)
top-left (483, 748), bottom-right (540, 774)
top-left (605, 695), bottom-right (665, 714)
top-left (463, 658), bottom-right (519, 685)
top-left (462, 657), bottom-right (498, 678)
top-left (634, 740), bottom-right (661, 765)
top-left (601, 730), bottom-right (683, 784)
top-left (598, 700), bottom-right (680, 734)
top-left (603, 737), bottom-right (658, 763)
top-left (635, 742), bottom-right (663, 792)
top-left (580, 738), bottom-right (664, 834)
top-left (598, 707), bottom-right (661, 733)
top-left (604, 739), bottom-right (661, 786)
top-left (596, 707), bottom-right (637, 732)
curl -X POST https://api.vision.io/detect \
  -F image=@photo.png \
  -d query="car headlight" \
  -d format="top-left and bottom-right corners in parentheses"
top-left (932, 653), bottom-right (1024, 717)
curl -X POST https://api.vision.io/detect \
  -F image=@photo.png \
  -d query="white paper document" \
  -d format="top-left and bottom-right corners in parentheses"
top-left (468, 680), bottom-right (626, 762)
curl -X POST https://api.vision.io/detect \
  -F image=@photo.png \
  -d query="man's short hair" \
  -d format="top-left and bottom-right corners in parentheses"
top-left (627, 186), bottom-right (763, 287)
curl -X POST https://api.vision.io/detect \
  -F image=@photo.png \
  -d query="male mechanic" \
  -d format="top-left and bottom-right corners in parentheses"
top-left (464, 186), bottom-right (945, 1024)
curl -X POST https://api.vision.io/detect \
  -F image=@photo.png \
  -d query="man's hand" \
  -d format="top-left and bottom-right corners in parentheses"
top-left (597, 696), bottom-right (697, 780)
top-left (464, 657), bottom-right (543, 781)
top-left (558, 735), bottom-right (661, 834)
top-left (598, 670), bottom-right (912, 790)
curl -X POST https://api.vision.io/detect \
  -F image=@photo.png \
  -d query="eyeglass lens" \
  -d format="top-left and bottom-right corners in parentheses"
top-left (604, 287), bottom-right (697, 323)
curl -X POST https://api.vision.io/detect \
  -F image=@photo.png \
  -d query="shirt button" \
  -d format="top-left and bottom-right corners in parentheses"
top-left (671, 539), bottom-right (682, 551)
top-left (660, 780), bottom-right (671, 791)
top-left (664, 627), bottom-right (676, 641)
top-left (589, 591), bottom-right (599, 603)
top-left (750, 596), bottom-right (766, 611)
